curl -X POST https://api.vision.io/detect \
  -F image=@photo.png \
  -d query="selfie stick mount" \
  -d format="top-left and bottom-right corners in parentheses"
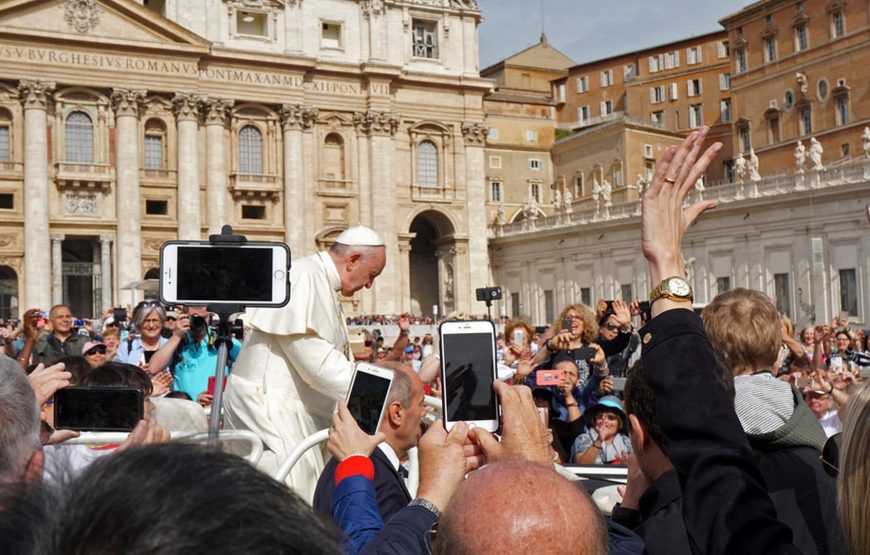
top-left (205, 225), bottom-right (247, 450)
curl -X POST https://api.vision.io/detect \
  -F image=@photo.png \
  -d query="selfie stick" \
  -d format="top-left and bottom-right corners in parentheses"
top-left (205, 225), bottom-right (248, 450)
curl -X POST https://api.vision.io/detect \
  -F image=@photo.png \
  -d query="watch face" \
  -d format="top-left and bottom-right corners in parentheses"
top-left (668, 277), bottom-right (691, 297)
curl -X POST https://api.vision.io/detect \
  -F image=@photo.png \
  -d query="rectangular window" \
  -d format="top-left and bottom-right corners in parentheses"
top-left (574, 174), bottom-right (583, 195)
top-left (739, 126), bottom-right (751, 151)
top-left (489, 156), bottom-right (502, 169)
top-left (650, 86), bottom-right (665, 104)
top-left (717, 40), bottom-right (730, 58)
top-left (623, 64), bottom-right (636, 80)
top-left (578, 106), bottom-right (590, 125)
top-left (0, 193), bottom-right (13, 210)
top-left (526, 130), bottom-right (538, 143)
top-left (664, 51), bottom-right (680, 69)
top-left (669, 82), bottom-right (679, 100)
top-left (689, 105), bottom-right (703, 128)
top-left (528, 158), bottom-right (542, 170)
top-left (763, 36), bottom-right (777, 63)
top-left (735, 48), bottom-right (747, 73)
top-left (241, 205), bottom-right (266, 220)
top-left (576, 75), bottom-right (589, 93)
top-left (556, 84), bottom-right (566, 103)
top-left (800, 107), bottom-right (812, 135)
top-left (0, 125), bottom-right (8, 161)
top-left (795, 25), bottom-right (808, 51)
top-left (831, 11), bottom-right (845, 38)
top-left (724, 160), bottom-right (734, 182)
top-left (720, 99), bottom-right (732, 123)
top-left (841, 143), bottom-right (850, 157)
top-left (580, 287), bottom-right (591, 307)
top-left (687, 46), bottom-right (703, 65)
top-left (839, 269), bottom-right (858, 316)
top-left (490, 181), bottom-right (502, 202)
top-left (544, 290), bottom-right (555, 324)
top-left (768, 116), bottom-right (781, 144)
top-left (412, 19), bottom-right (438, 59)
top-left (648, 54), bottom-right (663, 73)
top-left (236, 10), bottom-right (267, 36)
top-left (600, 69), bottom-right (613, 87)
top-left (600, 100), bottom-right (613, 116)
top-left (321, 21), bottom-right (342, 49)
top-left (716, 276), bottom-right (731, 294)
top-left (774, 273), bottom-right (791, 317)
top-left (511, 293), bottom-right (520, 317)
top-left (687, 78), bottom-right (702, 97)
top-left (145, 199), bottom-right (168, 215)
top-left (835, 96), bottom-right (849, 126)
top-left (719, 73), bottom-right (731, 90)
top-left (651, 110), bottom-right (665, 125)
top-left (613, 166), bottom-right (623, 187)
top-left (621, 284), bottom-right (633, 302)
top-left (143, 135), bottom-right (163, 170)
top-left (530, 183), bottom-right (541, 201)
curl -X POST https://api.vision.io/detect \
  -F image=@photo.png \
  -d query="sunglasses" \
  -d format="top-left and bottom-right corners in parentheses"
top-left (604, 323), bottom-right (621, 331)
top-left (85, 346), bottom-right (107, 355)
top-left (820, 432), bottom-right (841, 478)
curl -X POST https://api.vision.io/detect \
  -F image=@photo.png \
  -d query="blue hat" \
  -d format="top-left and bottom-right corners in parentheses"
top-left (585, 395), bottom-right (627, 431)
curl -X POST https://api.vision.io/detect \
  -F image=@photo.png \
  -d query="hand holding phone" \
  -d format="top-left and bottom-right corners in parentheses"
top-left (440, 320), bottom-right (499, 432)
top-left (54, 386), bottom-right (144, 432)
top-left (345, 363), bottom-right (394, 435)
top-left (328, 400), bottom-right (386, 462)
top-left (535, 369), bottom-right (564, 386)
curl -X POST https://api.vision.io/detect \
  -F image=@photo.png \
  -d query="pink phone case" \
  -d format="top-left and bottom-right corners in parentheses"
top-left (536, 369), bottom-right (564, 386)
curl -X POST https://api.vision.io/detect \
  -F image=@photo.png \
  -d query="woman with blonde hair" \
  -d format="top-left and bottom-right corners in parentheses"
top-left (838, 381), bottom-right (870, 554)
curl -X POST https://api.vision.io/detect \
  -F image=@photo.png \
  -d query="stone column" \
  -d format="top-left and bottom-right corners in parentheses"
top-left (355, 111), bottom-right (400, 314)
top-left (51, 234), bottom-right (64, 306)
top-left (99, 235), bottom-right (113, 312)
top-left (173, 93), bottom-right (201, 240)
top-left (110, 88), bottom-right (146, 295)
top-left (19, 80), bottom-right (55, 311)
top-left (398, 240), bottom-right (411, 312)
top-left (461, 122), bottom-right (490, 312)
top-left (202, 98), bottom-right (231, 235)
top-left (361, 0), bottom-right (386, 61)
top-left (280, 104), bottom-right (317, 254)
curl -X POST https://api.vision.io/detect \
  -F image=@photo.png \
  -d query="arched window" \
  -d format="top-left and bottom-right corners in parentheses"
top-left (65, 111), bottom-right (94, 163)
top-left (0, 265), bottom-right (18, 321)
top-left (239, 125), bottom-right (263, 174)
top-left (0, 108), bottom-right (11, 162)
top-left (143, 119), bottom-right (166, 170)
top-left (323, 133), bottom-right (345, 181)
top-left (416, 140), bottom-right (438, 188)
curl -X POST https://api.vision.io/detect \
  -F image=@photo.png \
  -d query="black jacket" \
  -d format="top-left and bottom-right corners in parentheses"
top-left (611, 469), bottom-right (692, 555)
top-left (640, 309), bottom-right (800, 555)
top-left (314, 447), bottom-right (411, 523)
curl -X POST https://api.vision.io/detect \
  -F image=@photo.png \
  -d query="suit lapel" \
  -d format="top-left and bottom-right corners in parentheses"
top-left (373, 447), bottom-right (411, 501)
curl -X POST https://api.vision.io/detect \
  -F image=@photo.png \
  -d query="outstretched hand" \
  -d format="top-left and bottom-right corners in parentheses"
top-left (327, 400), bottom-right (385, 461)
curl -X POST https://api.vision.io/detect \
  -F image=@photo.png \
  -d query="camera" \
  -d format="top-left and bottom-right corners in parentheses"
top-left (190, 314), bottom-right (207, 329)
top-left (113, 307), bottom-right (127, 324)
top-left (476, 287), bottom-right (502, 302)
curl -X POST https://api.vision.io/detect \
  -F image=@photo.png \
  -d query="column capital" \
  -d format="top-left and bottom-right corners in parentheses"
top-left (461, 121), bottom-right (488, 146)
top-left (99, 234), bottom-right (113, 243)
top-left (110, 88), bottom-right (146, 117)
top-left (172, 92), bottom-right (201, 121)
top-left (353, 110), bottom-right (399, 136)
top-left (18, 80), bottom-right (56, 110)
top-left (201, 97), bottom-right (233, 126)
top-left (51, 233), bottom-right (65, 242)
top-left (280, 104), bottom-right (318, 131)
top-left (361, 0), bottom-right (385, 18)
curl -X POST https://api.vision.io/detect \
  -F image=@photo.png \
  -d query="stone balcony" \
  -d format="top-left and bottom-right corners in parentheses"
top-left (316, 177), bottom-right (357, 197)
top-left (0, 160), bottom-right (22, 178)
top-left (139, 168), bottom-right (177, 187)
top-left (54, 162), bottom-right (114, 190)
top-left (229, 172), bottom-right (281, 200)
top-left (411, 184), bottom-right (454, 203)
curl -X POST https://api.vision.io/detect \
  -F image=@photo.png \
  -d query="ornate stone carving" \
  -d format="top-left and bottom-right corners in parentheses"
top-left (280, 104), bottom-right (318, 131)
top-left (794, 140), bottom-right (807, 173)
top-left (172, 93), bottom-right (201, 121)
top-left (809, 137), bottom-right (824, 171)
top-left (201, 98), bottom-right (233, 126)
top-left (360, 0), bottom-right (385, 17)
top-left (143, 238), bottom-right (164, 253)
top-left (0, 234), bottom-right (18, 249)
top-left (63, 192), bottom-right (97, 216)
top-left (63, 0), bottom-right (100, 34)
top-left (353, 111), bottom-right (400, 136)
top-left (18, 80), bottom-right (56, 110)
top-left (461, 122), bottom-right (488, 145)
top-left (110, 88), bottom-right (146, 117)
top-left (796, 72), bottom-right (809, 96)
top-left (225, 0), bottom-right (294, 9)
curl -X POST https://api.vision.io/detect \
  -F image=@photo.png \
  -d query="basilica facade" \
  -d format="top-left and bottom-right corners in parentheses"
top-left (0, 0), bottom-right (491, 319)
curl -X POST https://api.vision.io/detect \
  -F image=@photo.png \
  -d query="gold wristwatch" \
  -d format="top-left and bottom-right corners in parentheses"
top-left (649, 276), bottom-right (693, 304)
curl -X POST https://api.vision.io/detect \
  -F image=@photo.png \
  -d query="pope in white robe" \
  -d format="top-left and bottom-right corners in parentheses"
top-left (223, 226), bottom-right (387, 503)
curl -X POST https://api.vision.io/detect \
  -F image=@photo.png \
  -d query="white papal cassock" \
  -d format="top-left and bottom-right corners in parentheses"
top-left (223, 251), bottom-right (353, 503)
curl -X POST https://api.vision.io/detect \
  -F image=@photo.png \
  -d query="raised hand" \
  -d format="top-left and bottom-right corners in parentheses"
top-left (327, 400), bottom-right (385, 461)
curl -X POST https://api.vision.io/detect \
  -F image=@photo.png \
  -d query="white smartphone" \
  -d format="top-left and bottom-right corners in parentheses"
top-left (439, 320), bottom-right (500, 432)
top-left (159, 241), bottom-right (290, 307)
top-left (346, 363), bottom-right (395, 435)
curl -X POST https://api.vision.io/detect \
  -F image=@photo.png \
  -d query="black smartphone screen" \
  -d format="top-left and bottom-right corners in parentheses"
top-left (574, 345), bottom-right (595, 363)
top-left (176, 246), bottom-right (274, 303)
top-left (346, 371), bottom-right (393, 435)
top-left (54, 387), bottom-right (144, 432)
top-left (442, 331), bottom-right (497, 422)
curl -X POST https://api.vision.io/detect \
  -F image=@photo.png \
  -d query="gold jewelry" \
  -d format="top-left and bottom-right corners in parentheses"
top-left (649, 276), bottom-right (693, 304)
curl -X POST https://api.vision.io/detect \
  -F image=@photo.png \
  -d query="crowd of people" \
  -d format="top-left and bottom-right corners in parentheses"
top-left (1, 127), bottom-right (870, 554)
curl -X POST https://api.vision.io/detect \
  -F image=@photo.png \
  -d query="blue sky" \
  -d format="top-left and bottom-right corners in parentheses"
top-left (478, 0), bottom-right (752, 68)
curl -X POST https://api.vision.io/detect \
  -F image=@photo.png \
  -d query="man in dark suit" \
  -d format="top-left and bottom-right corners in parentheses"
top-left (314, 366), bottom-right (424, 521)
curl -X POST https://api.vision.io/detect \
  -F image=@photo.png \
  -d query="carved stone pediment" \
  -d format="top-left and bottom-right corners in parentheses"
top-left (63, 0), bottom-right (100, 34)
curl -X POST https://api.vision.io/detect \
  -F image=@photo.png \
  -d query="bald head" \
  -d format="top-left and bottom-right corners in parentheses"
top-left (434, 460), bottom-right (607, 555)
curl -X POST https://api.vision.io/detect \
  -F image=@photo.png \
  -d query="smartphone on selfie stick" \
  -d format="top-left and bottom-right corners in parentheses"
top-left (160, 224), bottom-right (291, 448)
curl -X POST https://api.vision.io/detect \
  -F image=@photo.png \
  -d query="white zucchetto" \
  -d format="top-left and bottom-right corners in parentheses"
top-left (334, 226), bottom-right (385, 247)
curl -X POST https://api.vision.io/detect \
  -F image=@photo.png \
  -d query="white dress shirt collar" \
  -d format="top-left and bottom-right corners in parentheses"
top-left (377, 442), bottom-right (401, 472)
